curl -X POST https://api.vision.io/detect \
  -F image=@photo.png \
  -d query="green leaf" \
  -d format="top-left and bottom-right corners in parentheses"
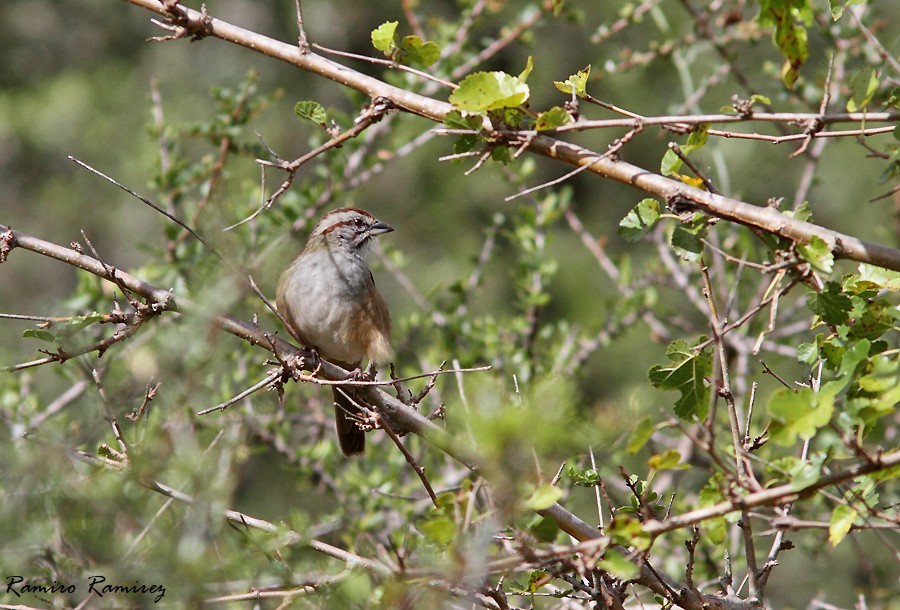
top-left (608, 516), bottom-right (651, 550)
top-left (598, 549), bottom-right (639, 581)
top-left (617, 199), bottom-right (660, 241)
top-left (443, 109), bottom-right (483, 131)
top-left (553, 65), bottom-right (591, 97)
top-left (828, 505), bottom-right (856, 547)
top-left (648, 339), bottom-right (712, 420)
top-left (529, 515), bottom-right (559, 542)
top-left (847, 68), bottom-right (879, 112)
top-left (517, 55), bottom-right (534, 84)
top-left (647, 449), bottom-right (690, 471)
top-left (683, 124), bottom-right (709, 154)
top-left (535, 106), bottom-right (572, 131)
top-left (449, 70), bottom-right (531, 112)
top-left (671, 214), bottom-right (708, 261)
top-left (767, 386), bottom-right (835, 445)
top-left (797, 235), bottom-right (834, 274)
top-left (660, 149), bottom-right (682, 176)
top-left (568, 466), bottom-right (601, 487)
top-left (626, 416), bottom-right (654, 454)
top-left (22, 328), bottom-right (56, 343)
top-left (524, 484), bottom-right (563, 510)
top-left (828, 0), bottom-right (865, 20)
top-left (698, 476), bottom-right (728, 543)
top-left (855, 264), bottom-right (900, 292)
top-left (416, 513), bottom-right (455, 547)
top-left (371, 21), bottom-right (398, 54)
top-left (758, 0), bottom-right (812, 88)
top-left (398, 35), bottom-right (440, 67)
top-left (293, 100), bottom-right (328, 127)
top-left (807, 281), bottom-right (852, 325)
top-left (784, 200), bottom-right (812, 222)
top-left (847, 299), bottom-right (898, 342)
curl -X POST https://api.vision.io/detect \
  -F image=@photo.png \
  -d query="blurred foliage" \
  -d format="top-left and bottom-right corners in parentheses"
top-left (1, 0), bottom-right (899, 608)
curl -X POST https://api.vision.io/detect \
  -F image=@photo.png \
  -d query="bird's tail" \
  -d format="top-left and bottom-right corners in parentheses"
top-left (333, 386), bottom-right (366, 456)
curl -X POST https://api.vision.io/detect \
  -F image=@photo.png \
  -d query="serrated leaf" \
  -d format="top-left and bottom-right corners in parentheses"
top-left (568, 466), bottom-right (601, 487)
top-left (443, 109), bottom-right (483, 131)
top-left (598, 550), bottom-right (639, 581)
top-left (847, 299), bottom-right (897, 341)
top-left (524, 484), bottom-right (563, 511)
top-left (535, 106), bottom-right (572, 131)
top-left (797, 235), bottom-right (833, 274)
top-left (828, 505), bottom-right (857, 547)
top-left (626, 416), bottom-right (654, 454)
top-left (449, 70), bottom-right (530, 111)
top-left (751, 93), bottom-right (772, 105)
top-left (784, 200), bottom-right (812, 222)
top-left (648, 339), bottom-right (712, 420)
top-left (553, 65), bottom-right (591, 97)
top-left (293, 100), bottom-right (328, 126)
top-left (671, 220), bottom-right (706, 259)
top-left (617, 199), bottom-right (660, 242)
top-left (371, 21), bottom-right (398, 54)
top-left (767, 386), bottom-right (835, 446)
top-left (856, 264), bottom-right (900, 292)
top-left (399, 35), bottom-right (440, 67)
top-left (807, 281), bottom-right (852, 325)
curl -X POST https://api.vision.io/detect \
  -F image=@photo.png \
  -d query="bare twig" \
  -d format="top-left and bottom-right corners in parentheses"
top-left (379, 413), bottom-right (439, 507)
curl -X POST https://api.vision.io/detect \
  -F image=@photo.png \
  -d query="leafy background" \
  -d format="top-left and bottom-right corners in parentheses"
top-left (1, 0), bottom-right (898, 608)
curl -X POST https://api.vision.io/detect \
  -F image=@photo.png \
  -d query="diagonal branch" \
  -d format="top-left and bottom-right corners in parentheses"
top-left (120, 0), bottom-right (900, 272)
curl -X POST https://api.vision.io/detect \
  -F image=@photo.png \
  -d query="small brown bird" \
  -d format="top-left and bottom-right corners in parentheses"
top-left (276, 208), bottom-right (393, 455)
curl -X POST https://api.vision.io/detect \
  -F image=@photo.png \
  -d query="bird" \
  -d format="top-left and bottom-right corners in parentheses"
top-left (276, 207), bottom-right (393, 455)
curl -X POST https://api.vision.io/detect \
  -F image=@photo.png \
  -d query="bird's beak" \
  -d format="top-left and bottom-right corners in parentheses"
top-left (371, 220), bottom-right (394, 235)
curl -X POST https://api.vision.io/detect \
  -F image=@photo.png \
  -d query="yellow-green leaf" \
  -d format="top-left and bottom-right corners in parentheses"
top-left (449, 71), bottom-right (530, 111)
top-left (371, 21), bottom-right (398, 54)
top-left (293, 100), bottom-right (328, 126)
top-left (626, 416), bottom-right (654, 454)
top-left (648, 449), bottom-right (690, 471)
top-left (535, 106), bottom-right (572, 131)
top-left (524, 483), bottom-right (563, 511)
top-left (399, 35), bottom-right (440, 67)
top-left (828, 505), bottom-right (856, 547)
top-left (598, 549), bottom-right (639, 581)
top-left (618, 198), bottom-right (660, 242)
top-left (553, 65), bottom-right (591, 97)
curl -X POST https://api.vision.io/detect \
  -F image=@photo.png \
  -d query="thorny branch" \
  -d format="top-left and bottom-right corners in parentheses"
top-left (9, 218), bottom-right (899, 608)
top-left (123, 0), bottom-right (900, 272)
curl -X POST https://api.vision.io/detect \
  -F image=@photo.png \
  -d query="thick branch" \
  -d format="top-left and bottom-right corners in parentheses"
top-left (9, 221), bottom-right (894, 610)
top-left (120, 0), bottom-right (900, 272)
top-left (525, 135), bottom-right (900, 271)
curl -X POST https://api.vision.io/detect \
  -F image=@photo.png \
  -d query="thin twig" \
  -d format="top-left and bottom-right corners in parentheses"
top-left (294, 0), bottom-right (309, 52)
top-left (379, 413), bottom-right (439, 507)
top-left (312, 43), bottom-right (457, 89)
top-left (197, 369), bottom-right (282, 415)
